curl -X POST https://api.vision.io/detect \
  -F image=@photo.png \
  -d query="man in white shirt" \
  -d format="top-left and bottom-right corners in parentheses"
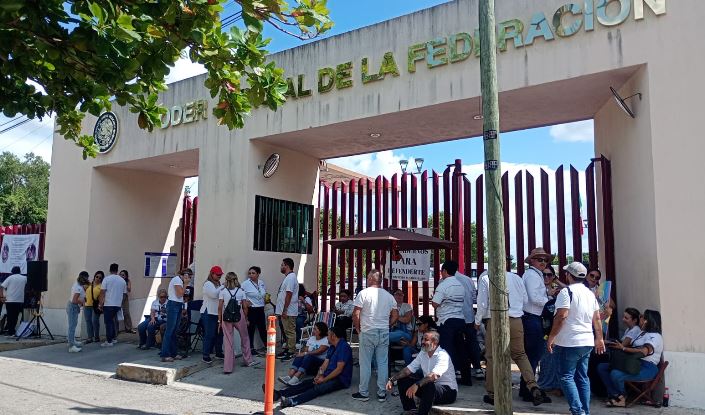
top-left (276, 258), bottom-right (299, 361)
top-left (521, 248), bottom-right (554, 401)
top-left (352, 269), bottom-right (398, 402)
top-left (0, 266), bottom-right (26, 335)
top-left (547, 262), bottom-right (605, 415)
top-left (474, 267), bottom-right (545, 406)
top-left (386, 330), bottom-right (457, 415)
top-left (432, 260), bottom-right (472, 385)
top-left (99, 263), bottom-right (127, 346)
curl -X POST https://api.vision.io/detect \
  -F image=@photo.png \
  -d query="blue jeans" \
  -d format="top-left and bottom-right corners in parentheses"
top-left (389, 329), bottom-right (412, 344)
top-left (103, 306), bottom-right (120, 343)
top-left (295, 314), bottom-right (307, 343)
top-left (521, 314), bottom-right (544, 396)
top-left (403, 345), bottom-right (418, 364)
top-left (597, 360), bottom-right (658, 398)
top-left (138, 318), bottom-right (165, 348)
top-left (359, 328), bottom-right (390, 397)
top-left (83, 306), bottom-right (99, 340)
top-left (201, 313), bottom-right (223, 358)
top-left (66, 302), bottom-right (81, 347)
top-left (556, 345), bottom-right (593, 415)
top-left (291, 354), bottom-right (324, 375)
top-left (160, 301), bottom-right (183, 358)
top-left (281, 377), bottom-right (346, 406)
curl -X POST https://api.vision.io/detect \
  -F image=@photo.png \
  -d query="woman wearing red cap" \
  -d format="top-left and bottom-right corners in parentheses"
top-left (201, 265), bottom-right (225, 363)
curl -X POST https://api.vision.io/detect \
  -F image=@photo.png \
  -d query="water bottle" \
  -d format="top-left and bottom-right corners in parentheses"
top-left (663, 387), bottom-right (670, 407)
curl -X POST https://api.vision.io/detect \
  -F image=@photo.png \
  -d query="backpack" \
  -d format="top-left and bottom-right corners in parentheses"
top-left (541, 287), bottom-right (573, 336)
top-left (222, 288), bottom-right (241, 323)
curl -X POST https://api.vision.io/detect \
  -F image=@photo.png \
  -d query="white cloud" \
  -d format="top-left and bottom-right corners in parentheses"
top-left (327, 150), bottom-right (415, 179)
top-left (0, 115), bottom-right (54, 162)
top-left (549, 120), bottom-right (594, 143)
top-left (165, 53), bottom-right (207, 85)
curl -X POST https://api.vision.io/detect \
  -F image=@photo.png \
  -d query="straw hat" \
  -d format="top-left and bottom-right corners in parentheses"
top-left (524, 247), bottom-right (554, 264)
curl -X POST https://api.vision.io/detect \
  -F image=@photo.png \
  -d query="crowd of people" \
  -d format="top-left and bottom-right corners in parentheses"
top-left (1, 249), bottom-right (665, 414)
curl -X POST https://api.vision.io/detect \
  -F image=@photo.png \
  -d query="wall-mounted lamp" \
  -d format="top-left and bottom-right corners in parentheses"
top-left (610, 86), bottom-right (642, 119)
top-left (400, 158), bottom-right (424, 174)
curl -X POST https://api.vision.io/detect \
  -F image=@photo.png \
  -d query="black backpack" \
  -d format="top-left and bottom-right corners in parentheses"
top-left (222, 288), bottom-right (241, 323)
top-left (541, 287), bottom-right (573, 335)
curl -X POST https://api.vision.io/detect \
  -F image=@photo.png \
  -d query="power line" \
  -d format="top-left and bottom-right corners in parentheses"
top-left (0, 115), bottom-right (25, 127)
top-left (0, 122), bottom-right (51, 152)
top-left (27, 132), bottom-right (54, 154)
top-left (0, 118), bottom-right (31, 134)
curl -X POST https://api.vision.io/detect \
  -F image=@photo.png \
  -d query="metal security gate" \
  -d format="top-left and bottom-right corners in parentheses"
top-left (318, 156), bottom-right (616, 316)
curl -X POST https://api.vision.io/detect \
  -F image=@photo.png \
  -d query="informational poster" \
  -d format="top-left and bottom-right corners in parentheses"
top-left (144, 252), bottom-right (178, 278)
top-left (596, 280), bottom-right (613, 335)
top-left (0, 234), bottom-right (40, 273)
top-left (385, 228), bottom-right (431, 282)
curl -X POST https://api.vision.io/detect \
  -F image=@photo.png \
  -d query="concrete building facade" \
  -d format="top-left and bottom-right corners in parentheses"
top-left (44, 0), bottom-right (704, 408)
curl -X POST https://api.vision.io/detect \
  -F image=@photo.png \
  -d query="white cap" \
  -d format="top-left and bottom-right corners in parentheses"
top-left (563, 262), bottom-right (587, 279)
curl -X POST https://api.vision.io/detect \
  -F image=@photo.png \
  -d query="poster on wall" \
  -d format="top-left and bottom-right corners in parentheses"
top-left (144, 252), bottom-right (178, 278)
top-left (385, 228), bottom-right (431, 282)
top-left (0, 234), bottom-right (40, 274)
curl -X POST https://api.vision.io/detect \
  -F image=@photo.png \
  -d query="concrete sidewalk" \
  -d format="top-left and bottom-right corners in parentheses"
top-left (1, 339), bottom-right (702, 415)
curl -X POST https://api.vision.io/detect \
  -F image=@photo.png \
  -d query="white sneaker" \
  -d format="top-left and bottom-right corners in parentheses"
top-left (287, 376), bottom-right (301, 386)
top-left (278, 375), bottom-right (291, 385)
top-left (68, 345), bottom-right (82, 353)
top-left (73, 341), bottom-right (83, 347)
top-left (111, 339), bottom-right (118, 344)
top-left (100, 341), bottom-right (114, 347)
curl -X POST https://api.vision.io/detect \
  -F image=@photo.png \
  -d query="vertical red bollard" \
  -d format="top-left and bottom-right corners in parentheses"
top-left (264, 316), bottom-right (277, 415)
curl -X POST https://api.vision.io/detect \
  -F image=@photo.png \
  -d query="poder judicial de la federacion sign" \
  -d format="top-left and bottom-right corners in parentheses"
top-left (157, 0), bottom-right (665, 130)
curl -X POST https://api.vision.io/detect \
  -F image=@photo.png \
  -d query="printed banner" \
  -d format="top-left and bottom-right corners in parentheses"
top-left (385, 228), bottom-right (431, 282)
top-left (0, 234), bottom-right (40, 274)
top-left (144, 252), bottom-right (178, 278)
top-left (595, 280), bottom-right (613, 335)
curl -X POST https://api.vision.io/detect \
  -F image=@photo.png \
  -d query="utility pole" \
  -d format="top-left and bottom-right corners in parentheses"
top-left (479, 0), bottom-right (512, 414)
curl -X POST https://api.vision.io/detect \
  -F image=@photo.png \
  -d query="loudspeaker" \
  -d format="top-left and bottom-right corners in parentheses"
top-left (27, 260), bottom-right (48, 292)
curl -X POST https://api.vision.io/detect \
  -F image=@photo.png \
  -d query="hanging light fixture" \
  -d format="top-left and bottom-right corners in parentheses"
top-left (399, 158), bottom-right (424, 174)
top-left (399, 159), bottom-right (409, 173)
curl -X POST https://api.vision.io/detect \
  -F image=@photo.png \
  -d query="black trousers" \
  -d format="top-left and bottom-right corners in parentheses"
top-left (334, 315), bottom-right (352, 331)
top-left (247, 306), bottom-right (267, 349)
top-left (464, 323), bottom-right (483, 369)
top-left (439, 318), bottom-right (471, 384)
top-left (3, 303), bottom-right (23, 334)
top-left (397, 377), bottom-right (457, 415)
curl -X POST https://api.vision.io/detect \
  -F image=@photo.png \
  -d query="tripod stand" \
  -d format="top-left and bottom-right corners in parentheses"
top-left (16, 296), bottom-right (53, 341)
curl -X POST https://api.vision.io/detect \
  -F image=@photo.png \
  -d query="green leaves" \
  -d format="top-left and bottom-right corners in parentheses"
top-left (0, 0), bottom-right (332, 157)
top-left (0, 152), bottom-right (50, 225)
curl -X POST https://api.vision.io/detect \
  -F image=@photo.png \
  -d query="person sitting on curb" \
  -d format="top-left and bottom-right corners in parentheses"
top-left (278, 322), bottom-right (329, 386)
top-left (269, 325), bottom-right (353, 408)
top-left (386, 330), bottom-right (458, 415)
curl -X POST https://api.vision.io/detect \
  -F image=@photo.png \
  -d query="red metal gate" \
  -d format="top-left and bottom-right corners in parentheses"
top-left (318, 156), bottom-right (615, 315)
top-left (180, 193), bottom-right (198, 271)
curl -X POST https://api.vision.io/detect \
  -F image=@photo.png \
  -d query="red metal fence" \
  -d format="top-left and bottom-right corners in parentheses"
top-left (180, 194), bottom-right (198, 271)
top-left (318, 156), bottom-right (616, 314)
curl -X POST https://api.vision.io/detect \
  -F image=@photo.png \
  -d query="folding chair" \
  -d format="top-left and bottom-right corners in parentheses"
top-left (625, 359), bottom-right (669, 407)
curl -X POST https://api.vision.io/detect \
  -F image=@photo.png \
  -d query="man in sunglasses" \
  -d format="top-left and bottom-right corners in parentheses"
top-left (520, 248), bottom-right (555, 403)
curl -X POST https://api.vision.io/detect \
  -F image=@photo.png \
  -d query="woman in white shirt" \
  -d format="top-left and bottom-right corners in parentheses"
top-left (619, 307), bottom-right (642, 347)
top-left (218, 272), bottom-right (256, 373)
top-left (278, 321), bottom-right (329, 386)
top-left (160, 268), bottom-right (192, 362)
top-left (389, 289), bottom-right (414, 345)
top-left (598, 309), bottom-right (664, 408)
top-left (200, 265), bottom-right (224, 364)
top-left (243, 266), bottom-right (267, 355)
top-left (67, 271), bottom-right (90, 352)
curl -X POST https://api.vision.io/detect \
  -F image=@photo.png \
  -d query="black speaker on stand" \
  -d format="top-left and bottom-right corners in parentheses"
top-left (18, 260), bottom-right (53, 341)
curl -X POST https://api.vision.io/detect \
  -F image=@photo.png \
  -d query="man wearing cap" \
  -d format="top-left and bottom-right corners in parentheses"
top-left (547, 262), bottom-right (605, 415)
top-left (520, 248), bottom-right (554, 402)
top-left (475, 266), bottom-right (545, 406)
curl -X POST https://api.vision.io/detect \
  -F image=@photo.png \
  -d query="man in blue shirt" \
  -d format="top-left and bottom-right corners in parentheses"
top-left (273, 325), bottom-right (353, 408)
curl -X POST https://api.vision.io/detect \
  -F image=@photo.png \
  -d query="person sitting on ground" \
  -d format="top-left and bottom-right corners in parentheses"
top-left (279, 322), bottom-right (330, 386)
top-left (619, 307), bottom-right (642, 347)
top-left (399, 315), bottom-right (437, 365)
top-left (389, 289), bottom-right (414, 345)
top-left (333, 289), bottom-right (355, 330)
top-left (386, 330), bottom-right (458, 415)
top-left (67, 271), bottom-right (90, 352)
top-left (597, 309), bottom-right (663, 408)
top-left (271, 325), bottom-right (353, 408)
top-left (137, 288), bottom-right (168, 350)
